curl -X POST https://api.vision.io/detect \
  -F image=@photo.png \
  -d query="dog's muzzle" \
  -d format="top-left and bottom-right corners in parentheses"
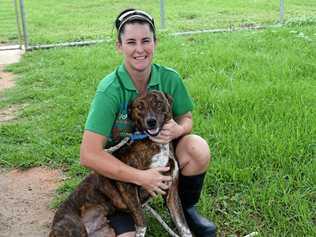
top-left (145, 117), bottom-right (160, 136)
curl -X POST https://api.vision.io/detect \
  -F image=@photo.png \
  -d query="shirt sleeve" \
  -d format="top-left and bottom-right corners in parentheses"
top-left (165, 70), bottom-right (194, 117)
top-left (84, 91), bottom-right (119, 137)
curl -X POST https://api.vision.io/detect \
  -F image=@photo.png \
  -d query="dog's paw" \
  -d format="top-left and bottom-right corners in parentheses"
top-left (135, 226), bottom-right (147, 237)
top-left (179, 226), bottom-right (193, 237)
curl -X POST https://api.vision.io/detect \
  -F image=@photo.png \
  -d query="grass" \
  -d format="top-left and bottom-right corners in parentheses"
top-left (1, 23), bottom-right (315, 236)
top-left (1, 0), bottom-right (316, 44)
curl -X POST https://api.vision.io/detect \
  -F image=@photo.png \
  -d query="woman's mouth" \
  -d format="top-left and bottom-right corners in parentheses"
top-left (134, 56), bottom-right (147, 60)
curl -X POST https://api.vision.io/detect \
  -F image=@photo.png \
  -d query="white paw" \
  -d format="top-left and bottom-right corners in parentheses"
top-left (135, 226), bottom-right (147, 237)
top-left (180, 227), bottom-right (193, 237)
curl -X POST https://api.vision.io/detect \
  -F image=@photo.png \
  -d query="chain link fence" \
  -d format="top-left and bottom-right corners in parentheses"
top-left (0, 0), bottom-right (22, 46)
top-left (1, 0), bottom-right (316, 50)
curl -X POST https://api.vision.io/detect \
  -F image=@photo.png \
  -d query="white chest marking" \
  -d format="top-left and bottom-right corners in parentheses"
top-left (150, 144), bottom-right (169, 168)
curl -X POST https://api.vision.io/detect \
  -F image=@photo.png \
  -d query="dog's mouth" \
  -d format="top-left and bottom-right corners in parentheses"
top-left (145, 127), bottom-right (161, 137)
top-left (143, 117), bottom-right (162, 137)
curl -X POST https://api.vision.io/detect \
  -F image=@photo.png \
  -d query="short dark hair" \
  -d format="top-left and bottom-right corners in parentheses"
top-left (114, 8), bottom-right (156, 43)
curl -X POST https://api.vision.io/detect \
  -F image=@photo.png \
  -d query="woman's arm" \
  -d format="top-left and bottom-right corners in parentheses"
top-left (80, 130), bottom-right (171, 196)
top-left (175, 111), bottom-right (193, 136)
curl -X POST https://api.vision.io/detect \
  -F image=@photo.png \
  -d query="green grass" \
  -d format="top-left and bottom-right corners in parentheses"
top-left (1, 0), bottom-right (316, 44)
top-left (1, 24), bottom-right (315, 236)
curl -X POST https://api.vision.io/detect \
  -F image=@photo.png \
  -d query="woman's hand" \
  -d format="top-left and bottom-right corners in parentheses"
top-left (149, 119), bottom-right (184, 144)
top-left (137, 166), bottom-right (172, 197)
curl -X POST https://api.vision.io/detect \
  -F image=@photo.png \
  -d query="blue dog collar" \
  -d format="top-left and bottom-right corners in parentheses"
top-left (130, 132), bottom-right (148, 141)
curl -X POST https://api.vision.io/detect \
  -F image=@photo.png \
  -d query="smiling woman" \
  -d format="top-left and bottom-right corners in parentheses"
top-left (116, 23), bottom-right (155, 91)
top-left (80, 8), bottom-right (216, 237)
top-left (115, 9), bottom-right (157, 95)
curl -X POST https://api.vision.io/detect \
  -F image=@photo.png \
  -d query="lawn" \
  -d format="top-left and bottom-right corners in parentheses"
top-left (1, 0), bottom-right (316, 44)
top-left (1, 21), bottom-right (315, 236)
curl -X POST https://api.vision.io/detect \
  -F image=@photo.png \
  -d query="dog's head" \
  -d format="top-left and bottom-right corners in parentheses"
top-left (129, 90), bottom-right (173, 136)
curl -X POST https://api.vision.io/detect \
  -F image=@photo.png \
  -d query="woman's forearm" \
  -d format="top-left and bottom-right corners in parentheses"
top-left (80, 130), bottom-right (143, 185)
top-left (175, 112), bottom-right (193, 137)
top-left (80, 148), bottom-right (143, 185)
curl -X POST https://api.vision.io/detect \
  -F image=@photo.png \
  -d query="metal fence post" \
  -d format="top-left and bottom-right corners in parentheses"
top-left (13, 0), bottom-right (23, 49)
top-left (160, 0), bottom-right (165, 29)
top-left (279, 0), bottom-right (284, 24)
top-left (19, 0), bottom-right (29, 50)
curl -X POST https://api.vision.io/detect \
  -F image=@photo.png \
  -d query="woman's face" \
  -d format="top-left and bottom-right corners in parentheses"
top-left (117, 23), bottom-right (156, 74)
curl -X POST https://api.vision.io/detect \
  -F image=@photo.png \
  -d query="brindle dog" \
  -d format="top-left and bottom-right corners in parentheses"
top-left (49, 90), bottom-right (192, 237)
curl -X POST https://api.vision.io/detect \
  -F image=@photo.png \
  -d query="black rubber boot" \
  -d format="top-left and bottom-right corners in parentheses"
top-left (179, 172), bottom-right (217, 237)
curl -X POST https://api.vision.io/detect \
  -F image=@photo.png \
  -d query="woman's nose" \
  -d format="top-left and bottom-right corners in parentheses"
top-left (135, 42), bottom-right (144, 53)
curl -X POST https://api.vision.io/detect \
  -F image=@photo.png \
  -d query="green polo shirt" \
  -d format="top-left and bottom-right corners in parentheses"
top-left (85, 63), bottom-right (193, 146)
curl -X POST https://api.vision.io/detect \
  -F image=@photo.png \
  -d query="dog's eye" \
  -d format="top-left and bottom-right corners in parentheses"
top-left (137, 104), bottom-right (143, 110)
top-left (156, 101), bottom-right (162, 108)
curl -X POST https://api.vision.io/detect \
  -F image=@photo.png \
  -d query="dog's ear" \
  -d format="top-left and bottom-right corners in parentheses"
top-left (164, 93), bottom-right (173, 108)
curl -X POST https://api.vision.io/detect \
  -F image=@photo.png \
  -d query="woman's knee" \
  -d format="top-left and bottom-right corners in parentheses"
top-left (176, 134), bottom-right (211, 171)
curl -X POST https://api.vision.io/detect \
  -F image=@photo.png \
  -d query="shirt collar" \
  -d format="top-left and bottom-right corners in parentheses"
top-left (117, 64), bottom-right (160, 91)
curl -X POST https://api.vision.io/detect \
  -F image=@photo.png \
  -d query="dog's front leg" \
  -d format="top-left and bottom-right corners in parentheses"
top-left (97, 175), bottom-right (127, 210)
top-left (165, 158), bottom-right (192, 237)
top-left (116, 182), bottom-right (147, 237)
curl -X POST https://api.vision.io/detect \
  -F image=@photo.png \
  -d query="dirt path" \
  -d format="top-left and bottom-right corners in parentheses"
top-left (0, 47), bottom-right (23, 121)
top-left (0, 66), bottom-right (15, 92)
top-left (0, 168), bottom-right (64, 237)
top-left (0, 47), bottom-right (64, 237)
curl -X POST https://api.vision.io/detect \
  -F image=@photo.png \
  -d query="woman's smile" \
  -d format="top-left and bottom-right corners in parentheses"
top-left (134, 55), bottom-right (147, 62)
top-left (134, 56), bottom-right (146, 60)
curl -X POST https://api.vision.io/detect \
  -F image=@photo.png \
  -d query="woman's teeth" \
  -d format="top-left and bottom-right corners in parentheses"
top-left (135, 56), bottom-right (146, 60)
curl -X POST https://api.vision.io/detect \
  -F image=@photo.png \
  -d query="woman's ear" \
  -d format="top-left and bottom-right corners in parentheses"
top-left (116, 41), bottom-right (122, 53)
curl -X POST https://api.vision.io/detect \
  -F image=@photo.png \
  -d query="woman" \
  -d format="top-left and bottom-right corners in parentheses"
top-left (80, 9), bottom-right (216, 237)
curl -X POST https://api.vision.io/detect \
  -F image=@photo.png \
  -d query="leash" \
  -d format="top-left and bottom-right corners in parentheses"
top-left (105, 132), bottom-right (148, 153)
top-left (144, 203), bottom-right (179, 237)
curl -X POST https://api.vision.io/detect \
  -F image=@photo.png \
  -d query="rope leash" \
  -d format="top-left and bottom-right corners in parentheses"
top-left (144, 203), bottom-right (179, 237)
top-left (104, 136), bottom-right (130, 153)
top-left (104, 132), bottom-right (148, 153)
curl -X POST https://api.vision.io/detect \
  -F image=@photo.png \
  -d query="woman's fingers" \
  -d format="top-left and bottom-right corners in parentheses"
top-left (142, 166), bottom-right (173, 197)
top-left (149, 135), bottom-right (170, 144)
top-left (159, 182), bottom-right (169, 190)
top-left (154, 187), bottom-right (166, 195)
top-left (148, 190), bottom-right (157, 197)
top-left (147, 186), bottom-right (165, 197)
top-left (155, 167), bottom-right (172, 181)
top-left (149, 128), bottom-right (172, 143)
top-left (155, 166), bottom-right (170, 172)
top-left (148, 119), bottom-right (181, 144)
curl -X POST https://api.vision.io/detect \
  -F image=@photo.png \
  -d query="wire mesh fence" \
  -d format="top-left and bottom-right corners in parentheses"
top-left (0, 0), bottom-right (21, 45)
top-left (1, 0), bottom-right (316, 49)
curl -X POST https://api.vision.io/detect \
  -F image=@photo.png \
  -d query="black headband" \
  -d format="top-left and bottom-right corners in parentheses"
top-left (117, 10), bottom-right (155, 33)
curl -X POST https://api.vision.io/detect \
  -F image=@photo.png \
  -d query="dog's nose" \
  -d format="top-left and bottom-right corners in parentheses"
top-left (146, 118), bottom-right (157, 129)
